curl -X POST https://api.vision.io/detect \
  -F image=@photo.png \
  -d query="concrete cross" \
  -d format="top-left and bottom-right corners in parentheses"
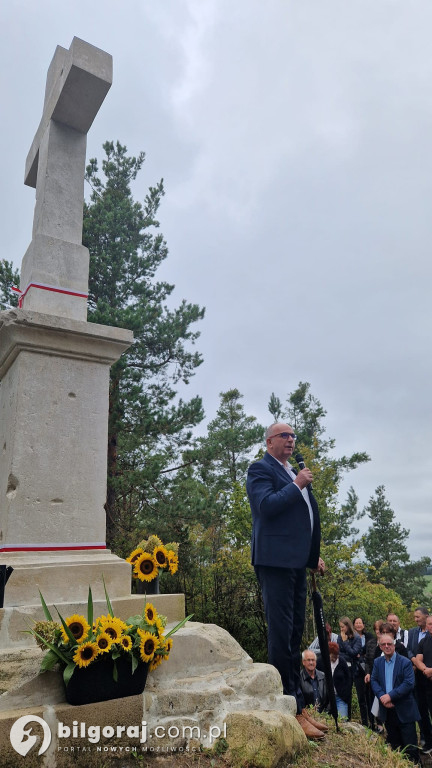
top-left (20, 37), bottom-right (112, 320)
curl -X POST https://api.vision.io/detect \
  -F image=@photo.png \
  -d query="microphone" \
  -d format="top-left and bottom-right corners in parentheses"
top-left (295, 453), bottom-right (312, 490)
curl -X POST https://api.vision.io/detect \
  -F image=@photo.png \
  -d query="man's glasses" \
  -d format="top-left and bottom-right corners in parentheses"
top-left (270, 432), bottom-right (296, 440)
top-left (379, 642), bottom-right (395, 647)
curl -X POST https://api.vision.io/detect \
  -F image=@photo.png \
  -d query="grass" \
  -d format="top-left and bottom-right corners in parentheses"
top-left (44, 715), bottom-right (426, 768)
top-left (288, 716), bottom-right (422, 768)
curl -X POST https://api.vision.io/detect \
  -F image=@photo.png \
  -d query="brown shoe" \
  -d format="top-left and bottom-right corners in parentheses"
top-left (301, 709), bottom-right (329, 732)
top-left (295, 714), bottom-right (325, 740)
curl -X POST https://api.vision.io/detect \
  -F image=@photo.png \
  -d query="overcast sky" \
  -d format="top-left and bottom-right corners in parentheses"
top-left (1, 1), bottom-right (431, 560)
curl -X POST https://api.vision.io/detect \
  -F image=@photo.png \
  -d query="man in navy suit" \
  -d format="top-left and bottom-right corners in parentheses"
top-left (407, 607), bottom-right (431, 749)
top-left (371, 632), bottom-right (420, 763)
top-left (246, 423), bottom-right (324, 734)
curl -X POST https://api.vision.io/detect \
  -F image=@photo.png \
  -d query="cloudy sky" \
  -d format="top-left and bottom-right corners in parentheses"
top-left (1, 1), bottom-right (431, 559)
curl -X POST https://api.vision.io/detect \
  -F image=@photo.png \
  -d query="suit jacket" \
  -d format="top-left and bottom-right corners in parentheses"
top-left (396, 627), bottom-right (409, 647)
top-left (246, 452), bottom-right (321, 569)
top-left (370, 652), bottom-right (420, 724)
top-left (407, 626), bottom-right (426, 659)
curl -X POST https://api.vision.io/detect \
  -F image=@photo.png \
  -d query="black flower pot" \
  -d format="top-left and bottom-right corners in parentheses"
top-left (65, 654), bottom-right (149, 705)
top-left (135, 575), bottom-right (160, 595)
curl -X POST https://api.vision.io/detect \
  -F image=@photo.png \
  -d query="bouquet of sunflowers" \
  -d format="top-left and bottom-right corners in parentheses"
top-left (127, 535), bottom-right (179, 584)
top-left (27, 578), bottom-right (190, 688)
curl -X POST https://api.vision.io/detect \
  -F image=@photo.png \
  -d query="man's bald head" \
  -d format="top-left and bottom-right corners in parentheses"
top-left (265, 423), bottom-right (296, 465)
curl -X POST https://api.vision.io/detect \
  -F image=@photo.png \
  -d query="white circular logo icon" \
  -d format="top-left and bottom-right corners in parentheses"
top-left (10, 715), bottom-right (51, 756)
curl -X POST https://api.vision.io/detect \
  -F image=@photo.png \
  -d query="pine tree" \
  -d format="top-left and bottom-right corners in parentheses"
top-left (362, 485), bottom-right (430, 605)
top-left (0, 259), bottom-right (19, 309)
top-left (198, 388), bottom-right (264, 490)
top-left (267, 382), bottom-right (369, 542)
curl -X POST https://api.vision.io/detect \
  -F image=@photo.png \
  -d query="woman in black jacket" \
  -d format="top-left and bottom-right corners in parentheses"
top-left (353, 617), bottom-right (375, 727)
top-left (328, 642), bottom-right (352, 719)
top-left (337, 616), bottom-right (362, 719)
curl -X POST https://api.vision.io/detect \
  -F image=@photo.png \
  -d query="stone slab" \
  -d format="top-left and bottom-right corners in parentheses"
top-left (0, 309), bottom-right (134, 379)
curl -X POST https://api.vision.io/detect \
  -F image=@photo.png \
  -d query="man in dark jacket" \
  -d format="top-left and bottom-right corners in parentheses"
top-left (246, 423), bottom-right (325, 738)
top-left (407, 607), bottom-right (431, 749)
top-left (371, 632), bottom-right (420, 763)
top-left (415, 614), bottom-right (432, 754)
top-left (299, 650), bottom-right (328, 712)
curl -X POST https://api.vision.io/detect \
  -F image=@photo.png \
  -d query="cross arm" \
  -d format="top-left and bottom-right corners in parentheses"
top-left (25, 37), bottom-right (112, 188)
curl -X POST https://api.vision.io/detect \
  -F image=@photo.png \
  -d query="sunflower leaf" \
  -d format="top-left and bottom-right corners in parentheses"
top-left (164, 614), bottom-right (193, 639)
top-left (111, 648), bottom-right (121, 660)
top-left (39, 590), bottom-right (54, 621)
top-left (112, 659), bottom-right (118, 682)
top-left (63, 663), bottom-right (76, 687)
top-left (87, 586), bottom-right (93, 630)
top-left (55, 608), bottom-right (78, 646)
top-left (40, 649), bottom-right (60, 671)
top-left (126, 615), bottom-right (143, 626)
top-left (102, 574), bottom-right (114, 617)
top-left (131, 653), bottom-right (138, 674)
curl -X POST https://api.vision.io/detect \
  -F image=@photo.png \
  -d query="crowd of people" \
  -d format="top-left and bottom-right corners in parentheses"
top-left (299, 609), bottom-right (432, 763)
top-left (246, 424), bottom-right (429, 764)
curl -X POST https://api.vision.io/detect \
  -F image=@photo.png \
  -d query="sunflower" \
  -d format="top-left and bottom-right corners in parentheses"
top-left (73, 642), bottom-right (99, 668)
top-left (138, 630), bottom-right (159, 662)
top-left (153, 545), bottom-right (169, 569)
top-left (95, 632), bottom-right (112, 654)
top-left (150, 653), bottom-right (163, 671)
top-left (161, 637), bottom-right (173, 661)
top-left (126, 547), bottom-right (144, 565)
top-left (61, 615), bottom-right (90, 645)
top-left (120, 635), bottom-right (133, 651)
top-left (98, 615), bottom-right (129, 642)
top-left (144, 602), bottom-right (157, 625)
top-left (168, 551), bottom-right (179, 575)
top-left (133, 553), bottom-right (158, 582)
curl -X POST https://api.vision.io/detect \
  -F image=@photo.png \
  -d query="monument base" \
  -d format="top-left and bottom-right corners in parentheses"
top-left (2, 548), bottom-right (133, 607)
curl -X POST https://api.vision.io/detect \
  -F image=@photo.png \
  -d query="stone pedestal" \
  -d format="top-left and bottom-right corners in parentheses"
top-left (0, 309), bottom-right (133, 607)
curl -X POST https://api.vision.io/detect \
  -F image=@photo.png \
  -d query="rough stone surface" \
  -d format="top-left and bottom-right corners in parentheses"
top-left (224, 710), bottom-right (306, 768)
top-left (0, 622), bottom-right (299, 767)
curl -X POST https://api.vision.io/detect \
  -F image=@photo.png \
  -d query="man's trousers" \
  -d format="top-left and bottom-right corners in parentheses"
top-left (255, 564), bottom-right (307, 710)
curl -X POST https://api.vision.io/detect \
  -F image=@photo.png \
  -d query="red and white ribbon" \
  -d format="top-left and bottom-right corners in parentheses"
top-left (0, 543), bottom-right (106, 553)
top-left (11, 282), bottom-right (88, 309)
